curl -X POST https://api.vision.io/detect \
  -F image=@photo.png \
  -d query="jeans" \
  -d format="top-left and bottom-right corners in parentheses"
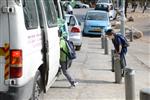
top-left (60, 61), bottom-right (75, 85)
top-left (120, 53), bottom-right (126, 69)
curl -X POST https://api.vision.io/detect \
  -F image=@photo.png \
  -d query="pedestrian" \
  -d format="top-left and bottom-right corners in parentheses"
top-left (60, 37), bottom-right (78, 88)
top-left (125, 0), bottom-right (128, 17)
top-left (143, 0), bottom-right (147, 13)
top-left (105, 29), bottom-right (129, 76)
top-left (67, 2), bottom-right (73, 14)
top-left (131, 0), bottom-right (137, 12)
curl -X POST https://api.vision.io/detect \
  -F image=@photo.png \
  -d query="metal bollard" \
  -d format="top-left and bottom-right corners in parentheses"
top-left (101, 36), bottom-right (105, 49)
top-left (140, 88), bottom-right (150, 100)
top-left (104, 36), bottom-right (109, 55)
top-left (111, 49), bottom-right (115, 72)
top-left (125, 68), bottom-right (135, 100)
top-left (130, 30), bottom-right (133, 42)
top-left (114, 53), bottom-right (122, 84)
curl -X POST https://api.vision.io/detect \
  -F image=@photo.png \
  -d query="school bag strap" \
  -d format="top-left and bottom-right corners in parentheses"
top-left (60, 37), bottom-right (76, 60)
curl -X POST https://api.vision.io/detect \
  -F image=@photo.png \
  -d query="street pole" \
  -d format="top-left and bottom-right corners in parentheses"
top-left (120, 0), bottom-right (125, 36)
top-left (117, 0), bottom-right (119, 8)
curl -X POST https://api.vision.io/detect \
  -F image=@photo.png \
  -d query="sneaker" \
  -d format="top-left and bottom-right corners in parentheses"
top-left (73, 82), bottom-right (78, 86)
top-left (70, 82), bottom-right (78, 88)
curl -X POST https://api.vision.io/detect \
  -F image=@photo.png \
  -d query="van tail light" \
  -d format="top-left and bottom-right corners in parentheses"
top-left (71, 27), bottom-right (81, 33)
top-left (10, 50), bottom-right (22, 78)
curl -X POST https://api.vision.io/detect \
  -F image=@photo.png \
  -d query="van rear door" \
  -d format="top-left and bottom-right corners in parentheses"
top-left (0, 0), bottom-right (10, 92)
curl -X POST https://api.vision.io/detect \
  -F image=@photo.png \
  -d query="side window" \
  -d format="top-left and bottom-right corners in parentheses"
top-left (43, 0), bottom-right (57, 27)
top-left (69, 16), bottom-right (75, 26)
top-left (36, 0), bottom-right (44, 28)
top-left (22, 0), bottom-right (38, 29)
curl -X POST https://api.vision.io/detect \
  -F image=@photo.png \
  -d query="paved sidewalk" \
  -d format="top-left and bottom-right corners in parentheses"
top-left (44, 36), bottom-right (150, 100)
top-left (43, 8), bottom-right (150, 100)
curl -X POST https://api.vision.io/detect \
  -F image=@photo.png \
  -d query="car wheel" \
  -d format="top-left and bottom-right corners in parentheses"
top-left (76, 45), bottom-right (81, 51)
top-left (82, 6), bottom-right (86, 8)
top-left (30, 70), bottom-right (44, 100)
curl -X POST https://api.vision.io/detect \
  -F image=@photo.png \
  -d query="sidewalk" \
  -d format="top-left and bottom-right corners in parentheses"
top-left (43, 8), bottom-right (150, 100)
top-left (44, 36), bottom-right (150, 100)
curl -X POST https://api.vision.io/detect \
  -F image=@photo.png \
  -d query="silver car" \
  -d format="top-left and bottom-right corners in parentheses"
top-left (65, 14), bottom-right (82, 50)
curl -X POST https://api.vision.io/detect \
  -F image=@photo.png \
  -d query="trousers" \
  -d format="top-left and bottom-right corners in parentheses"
top-left (60, 61), bottom-right (75, 85)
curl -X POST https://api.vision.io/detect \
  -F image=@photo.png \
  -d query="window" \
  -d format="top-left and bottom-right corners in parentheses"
top-left (43, 0), bottom-right (57, 27)
top-left (86, 12), bottom-right (107, 21)
top-left (36, 0), bottom-right (44, 28)
top-left (69, 16), bottom-right (75, 26)
top-left (22, 0), bottom-right (38, 29)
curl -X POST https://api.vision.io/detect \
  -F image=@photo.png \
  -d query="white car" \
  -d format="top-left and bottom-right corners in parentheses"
top-left (74, 1), bottom-right (89, 8)
top-left (65, 14), bottom-right (82, 50)
top-left (95, 3), bottom-right (117, 20)
top-left (97, 0), bottom-right (113, 4)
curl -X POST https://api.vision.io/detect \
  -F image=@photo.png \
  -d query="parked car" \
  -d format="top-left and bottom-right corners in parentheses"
top-left (65, 14), bottom-right (82, 50)
top-left (97, 0), bottom-right (113, 4)
top-left (83, 10), bottom-right (111, 36)
top-left (74, 1), bottom-right (89, 8)
top-left (95, 3), bottom-right (117, 20)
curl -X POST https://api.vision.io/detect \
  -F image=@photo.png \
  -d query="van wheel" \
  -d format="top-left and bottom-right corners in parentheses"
top-left (30, 70), bottom-right (44, 100)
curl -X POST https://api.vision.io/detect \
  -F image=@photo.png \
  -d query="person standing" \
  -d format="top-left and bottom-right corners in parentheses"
top-left (105, 29), bottom-right (129, 75)
top-left (67, 2), bottom-right (73, 14)
top-left (143, 0), bottom-right (147, 13)
top-left (60, 37), bottom-right (78, 88)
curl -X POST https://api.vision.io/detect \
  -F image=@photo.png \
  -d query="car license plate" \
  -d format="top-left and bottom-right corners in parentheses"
top-left (93, 28), bottom-right (101, 32)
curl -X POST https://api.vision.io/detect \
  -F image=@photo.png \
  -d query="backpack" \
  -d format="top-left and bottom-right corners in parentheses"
top-left (65, 39), bottom-right (76, 60)
top-left (116, 34), bottom-right (129, 48)
top-left (61, 38), bottom-right (76, 60)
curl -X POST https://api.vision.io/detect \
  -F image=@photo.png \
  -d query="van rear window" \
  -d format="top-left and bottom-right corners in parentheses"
top-left (22, 0), bottom-right (38, 29)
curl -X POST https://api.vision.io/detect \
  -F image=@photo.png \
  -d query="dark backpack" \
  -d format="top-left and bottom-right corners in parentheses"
top-left (116, 34), bottom-right (129, 48)
top-left (65, 39), bottom-right (76, 60)
top-left (61, 38), bottom-right (76, 60)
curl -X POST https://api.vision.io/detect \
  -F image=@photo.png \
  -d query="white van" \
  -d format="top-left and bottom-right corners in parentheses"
top-left (0, 0), bottom-right (60, 100)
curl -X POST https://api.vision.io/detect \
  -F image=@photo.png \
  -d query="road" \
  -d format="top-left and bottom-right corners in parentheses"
top-left (43, 8), bottom-right (150, 100)
top-left (126, 9), bottom-right (150, 68)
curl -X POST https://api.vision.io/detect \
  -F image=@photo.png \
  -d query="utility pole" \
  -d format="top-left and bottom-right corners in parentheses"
top-left (120, 0), bottom-right (125, 36)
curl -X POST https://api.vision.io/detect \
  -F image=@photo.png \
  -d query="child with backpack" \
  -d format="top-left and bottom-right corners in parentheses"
top-left (105, 29), bottom-right (129, 76)
top-left (60, 37), bottom-right (78, 88)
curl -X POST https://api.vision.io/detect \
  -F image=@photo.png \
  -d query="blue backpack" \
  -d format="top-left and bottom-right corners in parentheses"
top-left (61, 38), bottom-right (76, 60)
top-left (116, 34), bottom-right (129, 48)
top-left (65, 39), bottom-right (76, 60)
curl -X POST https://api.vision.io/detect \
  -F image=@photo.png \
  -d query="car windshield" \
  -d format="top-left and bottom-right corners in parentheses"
top-left (86, 12), bottom-right (107, 21)
top-left (97, 0), bottom-right (111, 3)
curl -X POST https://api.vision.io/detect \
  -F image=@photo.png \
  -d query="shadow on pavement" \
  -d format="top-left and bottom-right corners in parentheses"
top-left (89, 68), bottom-right (112, 71)
top-left (56, 79), bottom-right (113, 85)
top-left (83, 34), bottom-right (102, 38)
top-left (50, 86), bottom-right (70, 89)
